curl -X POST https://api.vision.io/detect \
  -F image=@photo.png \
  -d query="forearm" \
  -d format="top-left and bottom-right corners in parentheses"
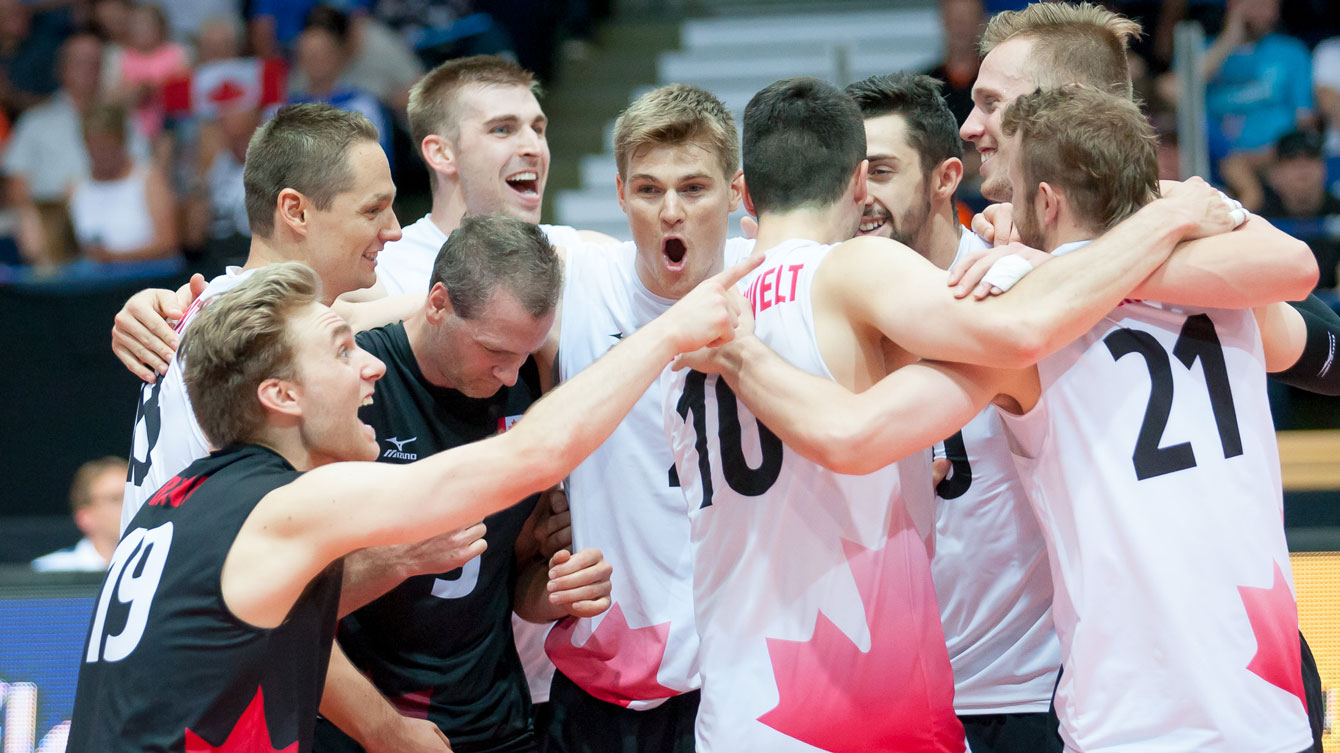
top-left (334, 291), bottom-right (417, 331)
top-left (721, 338), bottom-right (997, 475)
top-left (1132, 216), bottom-right (1317, 308)
top-left (1270, 297), bottom-right (1340, 395)
top-left (320, 642), bottom-right (401, 745)
top-left (338, 547), bottom-right (410, 617)
top-left (985, 200), bottom-right (1193, 366)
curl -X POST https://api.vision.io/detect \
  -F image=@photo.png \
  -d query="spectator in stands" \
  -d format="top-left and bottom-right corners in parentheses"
top-left (1314, 36), bottom-right (1340, 156)
top-left (0, 0), bottom-right (66, 116)
top-left (114, 3), bottom-right (188, 141)
top-left (928, 0), bottom-right (983, 127)
top-left (183, 104), bottom-right (257, 272)
top-left (2, 32), bottom-right (140, 264)
top-left (195, 13), bottom-right (245, 65)
top-left (1258, 129), bottom-right (1340, 290)
top-left (91, 0), bottom-right (132, 95)
top-left (31, 457), bottom-right (125, 573)
top-left (68, 103), bottom-right (177, 263)
top-left (1202, 0), bottom-right (1313, 156)
top-left (290, 7), bottom-right (392, 162)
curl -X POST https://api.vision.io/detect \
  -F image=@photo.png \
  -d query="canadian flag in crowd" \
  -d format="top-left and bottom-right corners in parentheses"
top-left (163, 57), bottom-right (287, 118)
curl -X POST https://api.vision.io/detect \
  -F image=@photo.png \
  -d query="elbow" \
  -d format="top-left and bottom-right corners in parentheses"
top-left (1284, 238), bottom-right (1320, 300)
top-left (993, 322), bottom-right (1049, 370)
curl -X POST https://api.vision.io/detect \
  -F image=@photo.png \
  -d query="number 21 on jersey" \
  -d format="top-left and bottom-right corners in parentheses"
top-left (674, 371), bottom-right (784, 508)
top-left (86, 522), bottom-right (173, 663)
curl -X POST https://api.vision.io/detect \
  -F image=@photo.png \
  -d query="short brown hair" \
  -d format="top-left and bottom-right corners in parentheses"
top-left (69, 457), bottom-right (126, 513)
top-left (243, 103), bottom-right (380, 238)
top-left (432, 214), bottom-right (561, 319)
top-left (181, 262), bottom-right (322, 449)
top-left (613, 83), bottom-right (739, 181)
top-left (1002, 86), bottom-right (1158, 231)
top-left (981, 2), bottom-right (1140, 97)
top-left (408, 55), bottom-right (540, 150)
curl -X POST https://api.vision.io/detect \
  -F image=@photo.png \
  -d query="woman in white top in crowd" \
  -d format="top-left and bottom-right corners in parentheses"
top-left (68, 102), bottom-right (177, 263)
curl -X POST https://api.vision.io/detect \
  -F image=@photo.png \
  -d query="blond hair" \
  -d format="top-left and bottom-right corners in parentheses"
top-left (181, 262), bottom-right (322, 449)
top-left (981, 2), bottom-right (1141, 97)
top-left (408, 55), bottom-right (540, 150)
top-left (1002, 85), bottom-right (1158, 232)
top-left (613, 84), bottom-right (739, 181)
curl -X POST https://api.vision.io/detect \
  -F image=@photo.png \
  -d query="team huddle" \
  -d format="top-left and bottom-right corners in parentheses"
top-left (69, 3), bottom-right (1340, 753)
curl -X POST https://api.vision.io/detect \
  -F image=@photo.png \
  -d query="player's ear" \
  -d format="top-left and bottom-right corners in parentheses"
top-left (421, 134), bottom-right (457, 179)
top-left (275, 188), bottom-right (307, 236)
top-left (257, 377), bottom-right (303, 419)
top-left (934, 158), bottom-right (964, 200)
top-left (425, 282), bottom-right (452, 323)
top-left (727, 168), bottom-right (744, 212)
top-left (1038, 181), bottom-right (1062, 227)
top-left (740, 175), bottom-right (757, 218)
top-left (851, 158), bottom-right (869, 206)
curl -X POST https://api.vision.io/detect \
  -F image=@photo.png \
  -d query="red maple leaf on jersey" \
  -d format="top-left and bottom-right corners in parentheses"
top-left (758, 526), bottom-right (962, 753)
top-left (1238, 561), bottom-right (1306, 710)
top-left (185, 687), bottom-right (296, 753)
top-left (546, 602), bottom-right (679, 707)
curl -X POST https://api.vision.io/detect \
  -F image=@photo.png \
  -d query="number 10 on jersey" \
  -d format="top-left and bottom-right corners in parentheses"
top-left (675, 371), bottom-right (784, 508)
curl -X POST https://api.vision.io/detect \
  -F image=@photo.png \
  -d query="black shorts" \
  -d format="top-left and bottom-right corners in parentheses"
top-left (960, 711), bottom-right (1063, 753)
top-left (313, 716), bottom-right (538, 753)
top-left (542, 669), bottom-right (698, 753)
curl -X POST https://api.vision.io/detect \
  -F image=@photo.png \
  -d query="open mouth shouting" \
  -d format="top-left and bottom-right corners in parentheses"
top-left (506, 170), bottom-right (541, 201)
top-left (662, 236), bottom-right (687, 270)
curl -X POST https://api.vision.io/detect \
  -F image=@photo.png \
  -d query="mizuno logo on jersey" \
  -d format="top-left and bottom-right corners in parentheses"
top-left (382, 436), bottom-right (418, 460)
top-left (497, 415), bottom-right (523, 433)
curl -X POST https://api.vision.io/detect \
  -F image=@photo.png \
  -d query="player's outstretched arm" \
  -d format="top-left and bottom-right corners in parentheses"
top-left (112, 275), bottom-right (206, 381)
top-left (686, 334), bottom-right (1013, 475)
top-left (836, 179), bottom-right (1236, 369)
top-left (1131, 213), bottom-right (1317, 308)
top-left (222, 252), bottom-right (763, 628)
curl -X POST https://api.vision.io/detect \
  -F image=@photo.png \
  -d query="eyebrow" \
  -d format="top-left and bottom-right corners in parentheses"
top-left (328, 321), bottom-right (353, 344)
top-left (867, 154), bottom-right (901, 163)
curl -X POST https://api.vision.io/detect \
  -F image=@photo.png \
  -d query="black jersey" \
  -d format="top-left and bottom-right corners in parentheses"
top-left (316, 322), bottom-right (541, 753)
top-left (68, 444), bottom-right (343, 753)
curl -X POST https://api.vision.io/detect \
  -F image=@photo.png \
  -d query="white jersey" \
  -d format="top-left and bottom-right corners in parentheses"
top-left (544, 237), bottom-right (753, 710)
top-left (662, 239), bottom-right (962, 752)
top-left (375, 214), bottom-right (586, 296)
top-left (932, 230), bottom-right (1060, 714)
top-left (121, 268), bottom-right (256, 532)
top-left (999, 243), bottom-right (1310, 753)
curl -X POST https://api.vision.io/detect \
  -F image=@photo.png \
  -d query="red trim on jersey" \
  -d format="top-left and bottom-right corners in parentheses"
top-left (185, 687), bottom-right (296, 752)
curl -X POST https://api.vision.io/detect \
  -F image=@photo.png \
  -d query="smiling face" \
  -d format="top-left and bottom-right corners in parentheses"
top-left (287, 303), bottom-right (386, 466)
top-left (301, 140), bottom-right (401, 300)
top-left (618, 139), bottom-right (739, 300)
top-left (859, 113), bottom-right (933, 246)
top-left (428, 285), bottom-right (554, 398)
top-left (451, 83), bottom-right (550, 223)
top-left (961, 36), bottom-right (1038, 202)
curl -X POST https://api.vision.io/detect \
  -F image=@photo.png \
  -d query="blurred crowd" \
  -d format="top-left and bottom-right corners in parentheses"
top-left (938, 0), bottom-right (1340, 296)
top-left (0, 0), bottom-right (606, 276)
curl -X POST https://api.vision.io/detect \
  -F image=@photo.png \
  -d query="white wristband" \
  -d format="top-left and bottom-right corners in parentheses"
top-left (981, 253), bottom-right (1035, 293)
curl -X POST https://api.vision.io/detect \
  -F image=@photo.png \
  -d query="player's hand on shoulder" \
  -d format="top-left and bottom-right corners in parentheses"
top-left (1158, 176), bottom-right (1244, 240)
top-left (367, 715), bottom-right (452, 753)
top-left (534, 487), bottom-right (571, 559)
top-left (113, 286), bottom-right (187, 382)
top-left (546, 548), bottom-right (612, 619)
top-left (948, 241), bottom-right (1052, 300)
top-left (663, 251), bottom-right (763, 352)
top-left (971, 202), bottom-right (1019, 247)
